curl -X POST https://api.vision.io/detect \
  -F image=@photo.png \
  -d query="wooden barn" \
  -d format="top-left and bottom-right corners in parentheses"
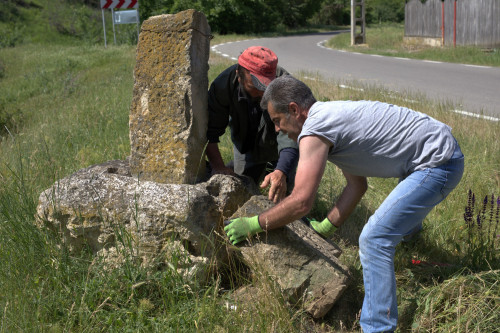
top-left (405, 0), bottom-right (500, 48)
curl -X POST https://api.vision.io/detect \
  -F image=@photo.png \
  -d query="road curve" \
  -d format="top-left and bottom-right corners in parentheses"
top-left (212, 32), bottom-right (500, 119)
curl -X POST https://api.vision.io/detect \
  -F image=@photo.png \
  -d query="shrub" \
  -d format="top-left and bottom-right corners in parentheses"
top-left (0, 24), bottom-right (25, 48)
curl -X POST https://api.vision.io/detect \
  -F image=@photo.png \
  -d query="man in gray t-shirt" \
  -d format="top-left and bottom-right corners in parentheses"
top-left (224, 76), bottom-right (464, 333)
top-left (301, 100), bottom-right (455, 178)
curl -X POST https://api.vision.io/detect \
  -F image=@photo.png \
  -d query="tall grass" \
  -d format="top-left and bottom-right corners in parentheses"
top-left (327, 23), bottom-right (500, 67)
top-left (0, 38), bottom-right (312, 332)
top-left (1, 31), bottom-right (499, 332)
top-left (298, 70), bottom-right (500, 331)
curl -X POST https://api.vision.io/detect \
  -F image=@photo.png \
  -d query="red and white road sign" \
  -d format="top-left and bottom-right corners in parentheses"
top-left (100, 0), bottom-right (138, 9)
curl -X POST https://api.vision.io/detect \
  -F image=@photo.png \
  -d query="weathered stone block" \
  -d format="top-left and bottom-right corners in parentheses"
top-left (129, 10), bottom-right (211, 184)
top-left (36, 159), bottom-right (259, 281)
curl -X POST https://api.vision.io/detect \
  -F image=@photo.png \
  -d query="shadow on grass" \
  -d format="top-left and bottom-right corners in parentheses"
top-left (309, 194), bottom-right (476, 332)
top-left (395, 231), bottom-right (469, 332)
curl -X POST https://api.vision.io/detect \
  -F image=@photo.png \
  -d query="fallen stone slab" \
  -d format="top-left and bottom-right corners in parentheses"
top-left (227, 196), bottom-right (350, 318)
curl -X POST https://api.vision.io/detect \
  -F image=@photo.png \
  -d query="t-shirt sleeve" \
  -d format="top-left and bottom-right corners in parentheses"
top-left (298, 110), bottom-right (338, 148)
top-left (275, 147), bottom-right (299, 177)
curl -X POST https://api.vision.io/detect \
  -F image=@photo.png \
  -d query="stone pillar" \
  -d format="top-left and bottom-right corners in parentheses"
top-left (129, 9), bottom-right (211, 184)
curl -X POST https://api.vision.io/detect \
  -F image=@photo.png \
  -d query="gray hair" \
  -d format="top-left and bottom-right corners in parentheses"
top-left (260, 75), bottom-right (316, 113)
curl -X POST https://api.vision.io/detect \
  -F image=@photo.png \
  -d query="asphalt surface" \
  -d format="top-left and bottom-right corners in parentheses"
top-left (212, 32), bottom-right (500, 119)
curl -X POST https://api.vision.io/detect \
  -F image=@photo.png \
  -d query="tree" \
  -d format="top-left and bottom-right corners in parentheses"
top-left (138, 0), bottom-right (323, 33)
top-left (311, 0), bottom-right (350, 26)
top-left (366, 0), bottom-right (405, 23)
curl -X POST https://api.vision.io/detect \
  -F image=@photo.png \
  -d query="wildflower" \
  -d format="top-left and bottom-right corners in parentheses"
top-left (464, 189), bottom-right (475, 227)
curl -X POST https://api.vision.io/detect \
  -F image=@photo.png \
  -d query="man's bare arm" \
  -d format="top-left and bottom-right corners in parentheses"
top-left (205, 142), bottom-right (234, 175)
top-left (326, 170), bottom-right (367, 227)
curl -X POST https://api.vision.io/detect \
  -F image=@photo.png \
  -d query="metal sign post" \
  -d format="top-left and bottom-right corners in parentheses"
top-left (112, 8), bottom-right (117, 45)
top-left (100, 0), bottom-right (139, 47)
top-left (101, 9), bottom-right (107, 47)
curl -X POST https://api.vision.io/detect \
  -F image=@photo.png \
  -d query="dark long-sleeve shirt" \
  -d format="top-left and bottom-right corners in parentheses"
top-left (207, 64), bottom-right (298, 176)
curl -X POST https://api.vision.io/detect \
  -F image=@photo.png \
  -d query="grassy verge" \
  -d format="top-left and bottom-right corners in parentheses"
top-left (1, 34), bottom-right (499, 332)
top-left (326, 23), bottom-right (500, 67)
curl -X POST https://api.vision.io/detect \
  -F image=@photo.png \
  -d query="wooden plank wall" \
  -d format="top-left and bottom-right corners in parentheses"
top-left (405, 0), bottom-right (500, 47)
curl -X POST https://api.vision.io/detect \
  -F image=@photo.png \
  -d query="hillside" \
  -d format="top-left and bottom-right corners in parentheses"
top-left (0, 0), bottom-right (137, 47)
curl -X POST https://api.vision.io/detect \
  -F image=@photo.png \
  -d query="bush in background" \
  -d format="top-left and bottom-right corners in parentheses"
top-left (139, 0), bottom-right (323, 33)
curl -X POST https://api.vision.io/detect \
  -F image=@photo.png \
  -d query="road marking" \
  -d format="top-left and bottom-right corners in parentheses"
top-left (315, 40), bottom-right (495, 71)
top-left (451, 109), bottom-right (499, 122)
top-left (464, 64), bottom-right (491, 69)
top-left (211, 41), bottom-right (499, 122)
top-left (339, 84), bottom-right (364, 92)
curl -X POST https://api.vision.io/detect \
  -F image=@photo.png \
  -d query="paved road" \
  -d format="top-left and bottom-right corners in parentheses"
top-left (212, 32), bottom-right (500, 119)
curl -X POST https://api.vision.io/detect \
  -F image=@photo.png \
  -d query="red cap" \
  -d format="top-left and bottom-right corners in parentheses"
top-left (238, 46), bottom-right (278, 91)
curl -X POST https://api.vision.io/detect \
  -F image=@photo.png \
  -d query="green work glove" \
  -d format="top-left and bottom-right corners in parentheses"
top-left (308, 217), bottom-right (337, 239)
top-left (224, 216), bottom-right (263, 245)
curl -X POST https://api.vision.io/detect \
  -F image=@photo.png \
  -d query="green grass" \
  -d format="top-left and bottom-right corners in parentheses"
top-left (326, 23), bottom-right (500, 67)
top-left (1, 3), bottom-right (499, 331)
top-left (1, 38), bottom-right (498, 332)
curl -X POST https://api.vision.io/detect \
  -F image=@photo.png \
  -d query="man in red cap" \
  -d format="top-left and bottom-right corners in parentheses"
top-left (206, 46), bottom-right (298, 203)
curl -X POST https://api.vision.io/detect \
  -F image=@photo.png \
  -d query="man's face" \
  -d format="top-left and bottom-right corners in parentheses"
top-left (237, 70), bottom-right (264, 103)
top-left (267, 102), bottom-right (303, 142)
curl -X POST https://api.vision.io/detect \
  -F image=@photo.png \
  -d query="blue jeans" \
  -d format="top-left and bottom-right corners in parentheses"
top-left (358, 143), bottom-right (464, 333)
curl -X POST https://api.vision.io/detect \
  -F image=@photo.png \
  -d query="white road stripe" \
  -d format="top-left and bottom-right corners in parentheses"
top-left (464, 64), bottom-right (491, 69)
top-left (451, 109), bottom-right (499, 122)
top-left (211, 41), bottom-right (499, 122)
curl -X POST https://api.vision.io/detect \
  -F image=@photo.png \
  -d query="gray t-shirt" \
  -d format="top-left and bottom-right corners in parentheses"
top-left (298, 101), bottom-right (456, 178)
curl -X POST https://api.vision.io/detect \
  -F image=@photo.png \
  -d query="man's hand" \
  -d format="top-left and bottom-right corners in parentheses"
top-left (206, 143), bottom-right (236, 177)
top-left (211, 165), bottom-right (236, 176)
top-left (260, 169), bottom-right (287, 203)
top-left (306, 217), bottom-right (337, 239)
top-left (224, 216), bottom-right (263, 245)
